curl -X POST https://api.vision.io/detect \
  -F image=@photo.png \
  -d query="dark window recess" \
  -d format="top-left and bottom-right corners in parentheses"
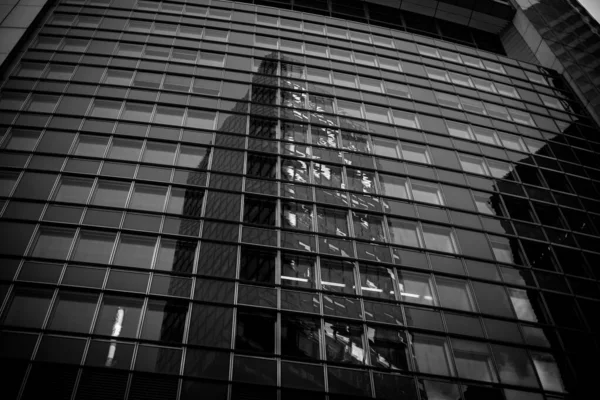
top-left (244, 195), bottom-right (276, 226)
top-left (247, 153), bottom-right (277, 178)
top-left (236, 309), bottom-right (276, 354)
top-left (22, 364), bottom-right (78, 400)
top-left (240, 247), bottom-right (276, 283)
top-left (251, 86), bottom-right (278, 106)
top-left (281, 314), bottom-right (321, 359)
top-left (188, 304), bottom-right (233, 348)
top-left (368, 326), bottom-right (410, 370)
top-left (140, 299), bottom-right (187, 343)
top-left (249, 117), bottom-right (277, 138)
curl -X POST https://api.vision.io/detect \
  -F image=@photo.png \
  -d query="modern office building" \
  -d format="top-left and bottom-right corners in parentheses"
top-left (0, 0), bottom-right (599, 400)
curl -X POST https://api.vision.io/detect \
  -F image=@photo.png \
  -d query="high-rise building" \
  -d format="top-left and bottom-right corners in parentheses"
top-left (0, 1), bottom-right (599, 400)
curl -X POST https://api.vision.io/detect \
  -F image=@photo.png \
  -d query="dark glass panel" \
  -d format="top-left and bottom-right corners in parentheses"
top-left (327, 366), bottom-right (371, 397)
top-left (141, 299), bottom-right (187, 343)
top-left (281, 314), bottom-right (321, 359)
top-left (1, 286), bottom-right (53, 328)
top-left (188, 304), bottom-right (233, 348)
top-left (184, 348), bottom-right (230, 380)
top-left (197, 242), bottom-right (237, 278)
top-left (369, 326), bottom-right (410, 370)
top-left (243, 195), bottom-right (276, 226)
top-left (373, 373), bottom-right (417, 400)
top-left (239, 246), bottom-right (276, 283)
top-left (235, 309), bottom-right (276, 354)
top-left (35, 335), bottom-right (85, 364)
top-left (17, 261), bottom-right (62, 283)
top-left (134, 345), bottom-right (182, 375)
top-left (180, 381), bottom-right (227, 400)
top-left (94, 295), bottom-right (143, 338)
top-left (47, 291), bottom-right (99, 333)
top-left (233, 355), bottom-right (276, 386)
top-left (281, 361), bottom-right (325, 392)
top-left (324, 319), bottom-right (365, 364)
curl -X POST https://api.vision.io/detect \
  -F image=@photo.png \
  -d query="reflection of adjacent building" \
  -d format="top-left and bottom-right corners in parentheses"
top-left (505, 0), bottom-right (600, 126)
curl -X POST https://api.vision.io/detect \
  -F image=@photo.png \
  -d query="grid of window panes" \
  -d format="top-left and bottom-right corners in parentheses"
top-left (0, 1), bottom-right (599, 400)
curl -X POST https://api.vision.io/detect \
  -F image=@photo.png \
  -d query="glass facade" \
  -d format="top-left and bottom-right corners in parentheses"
top-left (0, 1), bottom-right (599, 400)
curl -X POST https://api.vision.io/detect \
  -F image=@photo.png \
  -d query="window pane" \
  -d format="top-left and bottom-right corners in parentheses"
top-left (189, 304), bottom-right (233, 348)
top-left (154, 106), bottom-right (185, 126)
top-left (104, 69), bottom-right (133, 85)
top-left (53, 177), bottom-right (93, 203)
top-left (177, 145), bottom-right (206, 168)
top-left (90, 100), bottom-right (121, 119)
top-left (379, 174), bottom-right (408, 199)
top-left (1, 287), bottom-right (53, 328)
top-left (186, 110), bottom-right (216, 129)
top-left (320, 259), bottom-right (355, 294)
top-left (27, 94), bottom-right (59, 112)
top-left (4, 129), bottom-right (40, 150)
top-left (368, 326), bottom-right (410, 370)
top-left (281, 253), bottom-right (315, 288)
top-left (324, 320), bottom-right (365, 364)
top-left (531, 352), bottom-right (565, 392)
top-left (388, 219), bottom-right (420, 248)
top-left (91, 180), bottom-right (130, 208)
top-left (412, 334), bottom-right (451, 375)
top-left (113, 234), bottom-right (156, 269)
top-left (122, 102), bottom-right (153, 122)
top-left (142, 142), bottom-right (177, 165)
top-left (398, 271), bottom-right (434, 305)
top-left (359, 264), bottom-right (395, 299)
top-left (316, 207), bottom-right (348, 236)
top-left (74, 135), bottom-right (109, 157)
top-left (30, 227), bottom-right (76, 260)
top-left (459, 155), bottom-right (487, 175)
top-left (281, 314), bottom-right (321, 359)
top-left (422, 225), bottom-right (455, 253)
top-left (236, 309), bottom-right (276, 354)
top-left (72, 230), bottom-right (116, 264)
top-left (401, 144), bottom-right (428, 163)
top-left (435, 277), bottom-right (473, 311)
top-left (108, 138), bottom-right (142, 161)
top-left (282, 201), bottom-right (313, 231)
top-left (411, 181), bottom-right (442, 205)
top-left (141, 299), bottom-right (187, 343)
top-left (48, 291), bottom-right (99, 333)
top-left (372, 138), bottom-right (398, 158)
top-left (492, 344), bottom-right (538, 387)
top-left (129, 184), bottom-right (167, 212)
top-left (452, 339), bottom-right (497, 382)
top-left (392, 110), bottom-right (419, 128)
top-left (353, 212), bottom-right (386, 242)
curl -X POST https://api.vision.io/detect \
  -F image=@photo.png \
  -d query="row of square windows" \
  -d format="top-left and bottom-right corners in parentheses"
top-left (3, 147), bottom-right (600, 241)
top-left (0, 281), bottom-right (570, 394)
top-left (45, 12), bottom-right (521, 89)
top-left (3, 87), bottom-right (595, 184)
top-left (0, 313), bottom-right (568, 398)
top-left (3, 170), bottom-right (600, 277)
top-left (2, 87), bottom-right (596, 190)
top-left (8, 221), bottom-right (600, 317)
top-left (5, 213), bottom-right (600, 305)
top-left (56, 0), bottom-right (553, 89)
top-left (3, 67), bottom-right (580, 166)
top-left (5, 166), bottom-right (600, 279)
top-left (6, 48), bottom-right (590, 156)
top-left (31, 25), bottom-right (576, 121)
top-left (1, 361), bottom-right (563, 400)
top-left (2, 129), bottom-right (599, 226)
top-left (14, 45), bottom-right (594, 152)
top-left (44, 1), bottom-right (572, 103)
top-left (2, 136), bottom-right (600, 243)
